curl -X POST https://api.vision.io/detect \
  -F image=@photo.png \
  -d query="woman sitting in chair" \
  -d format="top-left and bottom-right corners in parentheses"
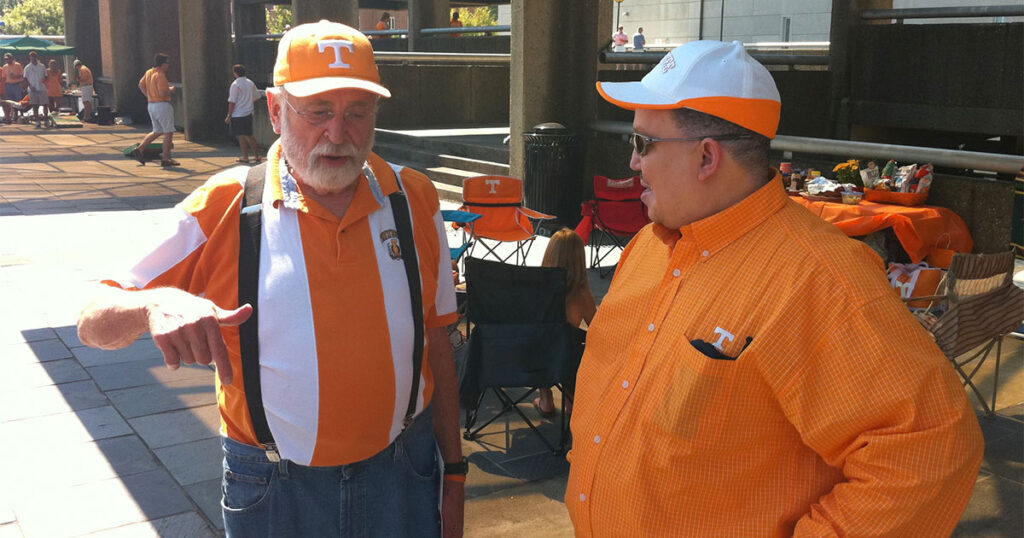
top-left (534, 227), bottom-right (597, 416)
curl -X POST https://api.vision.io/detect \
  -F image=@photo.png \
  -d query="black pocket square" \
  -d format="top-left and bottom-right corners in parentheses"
top-left (689, 336), bottom-right (753, 361)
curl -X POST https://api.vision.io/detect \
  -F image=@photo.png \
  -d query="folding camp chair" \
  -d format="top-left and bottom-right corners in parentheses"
top-left (457, 175), bottom-right (554, 265)
top-left (574, 175), bottom-right (650, 278)
top-left (459, 257), bottom-right (584, 454)
top-left (910, 250), bottom-right (1024, 416)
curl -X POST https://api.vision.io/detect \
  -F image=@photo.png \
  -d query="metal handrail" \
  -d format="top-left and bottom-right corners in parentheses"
top-left (588, 120), bottom-right (1024, 174)
top-left (420, 25), bottom-right (510, 35)
top-left (862, 5), bottom-right (1024, 20)
top-left (600, 51), bottom-right (829, 65)
top-left (374, 51), bottom-right (509, 64)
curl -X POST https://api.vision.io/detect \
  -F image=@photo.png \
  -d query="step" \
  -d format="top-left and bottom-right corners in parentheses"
top-left (373, 142), bottom-right (509, 177)
top-left (375, 128), bottom-right (510, 164)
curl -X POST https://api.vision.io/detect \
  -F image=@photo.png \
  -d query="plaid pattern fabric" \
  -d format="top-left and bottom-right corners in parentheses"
top-left (566, 176), bottom-right (984, 537)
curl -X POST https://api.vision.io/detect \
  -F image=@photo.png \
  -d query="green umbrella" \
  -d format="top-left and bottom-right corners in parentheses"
top-left (0, 36), bottom-right (77, 56)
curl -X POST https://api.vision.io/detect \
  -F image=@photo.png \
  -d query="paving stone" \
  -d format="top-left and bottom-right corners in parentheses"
top-left (0, 328), bottom-right (56, 345)
top-left (52, 324), bottom-right (84, 348)
top-left (185, 479), bottom-right (225, 531)
top-left (2, 435), bottom-right (160, 489)
top-left (107, 376), bottom-right (216, 419)
top-left (0, 338), bottom-right (71, 363)
top-left (0, 380), bottom-right (108, 422)
top-left (88, 357), bottom-right (214, 391)
top-left (0, 406), bottom-right (131, 446)
top-left (1, 358), bottom-right (89, 390)
top-left (72, 338), bottom-right (164, 367)
top-left (13, 468), bottom-right (192, 536)
top-left (463, 474), bottom-right (572, 538)
top-left (86, 511), bottom-right (217, 538)
top-left (154, 437), bottom-right (224, 486)
top-left (954, 474), bottom-right (1024, 537)
top-left (129, 404), bottom-right (221, 449)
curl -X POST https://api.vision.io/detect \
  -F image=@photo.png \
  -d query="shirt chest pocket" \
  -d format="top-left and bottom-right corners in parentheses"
top-left (644, 336), bottom-right (742, 453)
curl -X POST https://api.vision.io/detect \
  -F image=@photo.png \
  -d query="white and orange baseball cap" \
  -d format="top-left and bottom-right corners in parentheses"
top-left (274, 19), bottom-right (391, 98)
top-left (597, 40), bottom-right (781, 139)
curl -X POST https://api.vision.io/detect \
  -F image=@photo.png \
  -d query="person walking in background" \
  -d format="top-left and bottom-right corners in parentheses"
top-left (533, 228), bottom-right (596, 417)
top-left (2, 53), bottom-right (25, 124)
top-left (224, 63), bottom-right (262, 164)
top-left (567, 40), bottom-right (983, 536)
top-left (632, 27), bottom-right (645, 52)
top-left (45, 59), bottom-right (64, 114)
top-left (450, 10), bottom-right (463, 38)
top-left (132, 53), bottom-right (178, 167)
top-left (73, 59), bottom-right (95, 123)
top-left (23, 51), bottom-right (48, 128)
top-left (78, 21), bottom-right (465, 537)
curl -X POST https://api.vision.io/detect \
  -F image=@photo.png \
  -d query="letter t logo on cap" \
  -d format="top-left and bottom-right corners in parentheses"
top-left (318, 39), bottom-right (354, 69)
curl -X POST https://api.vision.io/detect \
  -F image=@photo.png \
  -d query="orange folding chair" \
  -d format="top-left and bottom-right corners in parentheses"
top-left (575, 175), bottom-right (650, 277)
top-left (457, 175), bottom-right (554, 265)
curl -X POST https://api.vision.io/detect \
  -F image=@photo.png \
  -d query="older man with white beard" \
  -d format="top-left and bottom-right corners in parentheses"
top-left (77, 21), bottom-right (465, 537)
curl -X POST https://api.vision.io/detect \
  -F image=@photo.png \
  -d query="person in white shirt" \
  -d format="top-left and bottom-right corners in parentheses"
top-left (224, 64), bottom-right (263, 163)
top-left (23, 51), bottom-right (49, 128)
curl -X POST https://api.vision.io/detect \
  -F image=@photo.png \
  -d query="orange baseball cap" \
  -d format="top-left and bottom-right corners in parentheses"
top-left (273, 20), bottom-right (390, 99)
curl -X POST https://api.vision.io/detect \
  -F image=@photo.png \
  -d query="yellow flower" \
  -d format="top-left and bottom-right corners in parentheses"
top-left (833, 162), bottom-right (849, 172)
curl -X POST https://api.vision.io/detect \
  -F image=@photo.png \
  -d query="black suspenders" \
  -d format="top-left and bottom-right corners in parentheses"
top-left (237, 162), bottom-right (425, 460)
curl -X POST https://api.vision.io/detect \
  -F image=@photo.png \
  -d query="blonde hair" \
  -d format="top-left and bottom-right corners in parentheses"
top-left (542, 228), bottom-right (588, 295)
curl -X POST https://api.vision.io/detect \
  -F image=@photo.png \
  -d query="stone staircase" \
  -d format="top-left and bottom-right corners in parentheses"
top-left (372, 127), bottom-right (510, 203)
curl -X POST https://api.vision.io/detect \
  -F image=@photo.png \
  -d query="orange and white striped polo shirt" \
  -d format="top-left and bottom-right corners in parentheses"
top-left (566, 174), bottom-right (984, 536)
top-left (105, 141), bottom-right (458, 466)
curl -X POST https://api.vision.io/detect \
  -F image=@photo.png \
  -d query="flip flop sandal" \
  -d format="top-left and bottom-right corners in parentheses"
top-left (235, 157), bottom-right (250, 163)
top-left (132, 148), bottom-right (145, 165)
top-left (160, 159), bottom-right (181, 167)
top-left (532, 397), bottom-right (556, 418)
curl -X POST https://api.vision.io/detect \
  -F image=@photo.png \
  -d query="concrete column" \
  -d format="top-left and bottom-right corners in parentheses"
top-left (97, 0), bottom-right (145, 120)
top-left (62, 0), bottom-right (102, 75)
top-left (179, 0), bottom-right (233, 141)
top-left (509, 0), bottom-right (611, 178)
top-left (407, 0), bottom-right (449, 52)
top-left (233, 0), bottom-right (267, 59)
top-left (829, 0), bottom-right (893, 139)
top-left (292, 0), bottom-right (358, 26)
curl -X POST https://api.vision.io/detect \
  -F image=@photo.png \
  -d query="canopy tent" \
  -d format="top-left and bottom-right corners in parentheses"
top-left (0, 36), bottom-right (77, 56)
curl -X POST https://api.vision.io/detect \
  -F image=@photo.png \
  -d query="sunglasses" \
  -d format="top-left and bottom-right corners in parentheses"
top-left (629, 132), bottom-right (752, 156)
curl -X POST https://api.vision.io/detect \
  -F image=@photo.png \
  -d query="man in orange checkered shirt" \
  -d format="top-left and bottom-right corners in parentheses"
top-left (78, 21), bottom-right (464, 537)
top-left (567, 40), bottom-right (984, 537)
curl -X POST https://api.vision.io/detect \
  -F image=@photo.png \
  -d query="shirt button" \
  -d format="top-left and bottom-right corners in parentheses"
top-left (702, 250), bottom-right (710, 257)
top-left (622, 380), bottom-right (630, 389)
top-left (579, 493), bottom-right (587, 502)
top-left (672, 268), bottom-right (681, 277)
top-left (647, 323), bottom-right (655, 332)
top-left (594, 435), bottom-right (602, 444)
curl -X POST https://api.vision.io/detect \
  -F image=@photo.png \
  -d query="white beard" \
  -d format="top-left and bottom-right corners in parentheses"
top-left (279, 113), bottom-right (374, 194)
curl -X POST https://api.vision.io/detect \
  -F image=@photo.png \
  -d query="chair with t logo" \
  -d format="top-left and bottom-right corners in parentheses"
top-left (456, 175), bottom-right (554, 265)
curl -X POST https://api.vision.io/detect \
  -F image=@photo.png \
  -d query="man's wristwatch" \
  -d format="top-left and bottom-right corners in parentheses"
top-left (443, 457), bottom-right (469, 476)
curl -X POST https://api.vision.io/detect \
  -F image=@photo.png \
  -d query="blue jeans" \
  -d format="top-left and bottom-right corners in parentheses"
top-left (221, 406), bottom-right (440, 537)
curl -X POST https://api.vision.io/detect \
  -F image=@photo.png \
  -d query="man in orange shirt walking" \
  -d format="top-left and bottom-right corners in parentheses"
top-left (567, 40), bottom-right (984, 537)
top-left (132, 53), bottom-right (178, 167)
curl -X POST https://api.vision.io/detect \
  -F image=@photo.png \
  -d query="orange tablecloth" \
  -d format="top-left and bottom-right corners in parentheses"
top-left (791, 196), bottom-right (973, 263)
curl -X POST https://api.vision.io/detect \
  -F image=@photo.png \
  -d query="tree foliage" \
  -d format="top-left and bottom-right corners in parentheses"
top-left (3, 0), bottom-right (63, 35)
top-left (452, 7), bottom-right (498, 36)
top-left (266, 6), bottom-right (292, 35)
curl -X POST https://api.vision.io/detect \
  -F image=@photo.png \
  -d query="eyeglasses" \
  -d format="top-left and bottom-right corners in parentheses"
top-left (629, 132), bottom-right (752, 156)
top-left (281, 98), bottom-right (372, 126)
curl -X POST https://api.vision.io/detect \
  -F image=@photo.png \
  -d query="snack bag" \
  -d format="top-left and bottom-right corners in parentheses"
top-left (860, 161), bottom-right (880, 188)
top-left (894, 163), bottom-right (918, 193)
top-left (913, 164), bottom-right (934, 194)
top-left (878, 159), bottom-right (897, 190)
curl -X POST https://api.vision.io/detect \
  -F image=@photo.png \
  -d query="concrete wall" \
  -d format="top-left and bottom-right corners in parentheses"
top-left (376, 63), bottom-right (509, 127)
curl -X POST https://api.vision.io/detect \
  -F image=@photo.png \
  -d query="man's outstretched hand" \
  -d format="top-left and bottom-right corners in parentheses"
top-left (146, 293), bottom-right (252, 385)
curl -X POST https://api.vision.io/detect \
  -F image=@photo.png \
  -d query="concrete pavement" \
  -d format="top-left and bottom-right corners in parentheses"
top-left (0, 122), bottom-right (1021, 536)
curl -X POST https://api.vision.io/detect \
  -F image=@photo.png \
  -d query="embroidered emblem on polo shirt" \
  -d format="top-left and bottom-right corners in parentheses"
top-left (380, 229), bottom-right (402, 260)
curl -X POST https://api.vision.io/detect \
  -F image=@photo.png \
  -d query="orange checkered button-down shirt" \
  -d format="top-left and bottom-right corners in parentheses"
top-left (566, 174), bottom-right (984, 537)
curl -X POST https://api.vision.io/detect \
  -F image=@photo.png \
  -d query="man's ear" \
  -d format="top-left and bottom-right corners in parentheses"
top-left (696, 139), bottom-right (723, 182)
top-left (266, 91), bottom-right (282, 135)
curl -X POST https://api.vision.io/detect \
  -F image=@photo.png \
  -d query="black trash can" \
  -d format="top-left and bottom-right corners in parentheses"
top-left (523, 122), bottom-right (582, 232)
